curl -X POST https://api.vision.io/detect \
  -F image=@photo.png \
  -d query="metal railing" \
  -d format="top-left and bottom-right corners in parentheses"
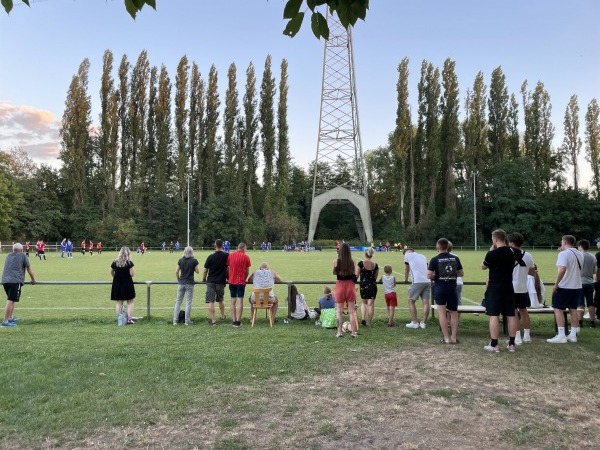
top-left (32, 280), bottom-right (556, 319)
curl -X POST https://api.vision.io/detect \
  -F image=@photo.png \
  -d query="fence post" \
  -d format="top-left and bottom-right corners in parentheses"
top-left (146, 281), bottom-right (152, 318)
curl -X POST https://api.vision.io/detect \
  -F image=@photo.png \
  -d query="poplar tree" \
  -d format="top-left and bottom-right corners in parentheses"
top-left (585, 99), bottom-right (600, 200)
top-left (174, 55), bottom-right (189, 200)
top-left (204, 65), bottom-right (220, 200)
top-left (189, 64), bottom-right (206, 207)
top-left (155, 64), bottom-right (173, 196)
top-left (507, 94), bottom-right (520, 159)
top-left (259, 54), bottom-right (277, 219)
top-left (415, 60), bottom-right (440, 222)
top-left (462, 72), bottom-right (488, 194)
top-left (117, 55), bottom-right (131, 198)
top-left (223, 62), bottom-right (239, 189)
top-left (243, 62), bottom-right (259, 216)
top-left (129, 50), bottom-right (151, 209)
top-left (562, 94), bottom-right (582, 190)
top-left (145, 66), bottom-right (158, 212)
top-left (276, 58), bottom-right (290, 212)
top-left (59, 58), bottom-right (92, 207)
top-left (488, 66), bottom-right (509, 163)
top-left (393, 57), bottom-right (411, 230)
top-left (99, 49), bottom-right (119, 212)
top-left (521, 80), bottom-right (555, 192)
top-left (440, 58), bottom-right (460, 212)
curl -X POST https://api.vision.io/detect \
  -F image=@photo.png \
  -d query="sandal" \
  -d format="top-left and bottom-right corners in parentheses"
top-left (126, 319), bottom-right (135, 325)
top-left (336, 333), bottom-right (343, 338)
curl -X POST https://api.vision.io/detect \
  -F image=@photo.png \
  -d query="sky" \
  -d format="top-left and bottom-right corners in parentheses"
top-left (0, 0), bottom-right (598, 185)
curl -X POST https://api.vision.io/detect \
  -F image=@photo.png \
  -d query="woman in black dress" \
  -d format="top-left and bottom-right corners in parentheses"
top-left (111, 246), bottom-right (136, 324)
top-left (356, 247), bottom-right (378, 326)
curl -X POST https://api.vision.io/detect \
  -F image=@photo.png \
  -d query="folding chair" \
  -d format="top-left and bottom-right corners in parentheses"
top-left (251, 287), bottom-right (274, 327)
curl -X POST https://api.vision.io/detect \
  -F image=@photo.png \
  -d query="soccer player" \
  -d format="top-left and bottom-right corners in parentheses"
top-left (81, 239), bottom-right (86, 256)
top-left (66, 239), bottom-right (73, 258)
top-left (60, 238), bottom-right (67, 258)
top-left (89, 240), bottom-right (94, 256)
top-left (96, 242), bottom-right (102, 255)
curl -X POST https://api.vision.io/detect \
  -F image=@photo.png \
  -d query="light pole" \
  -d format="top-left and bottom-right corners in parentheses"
top-left (187, 175), bottom-right (190, 247)
top-left (473, 171), bottom-right (478, 251)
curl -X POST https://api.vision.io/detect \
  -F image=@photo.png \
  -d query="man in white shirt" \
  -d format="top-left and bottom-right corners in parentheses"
top-left (577, 239), bottom-right (597, 328)
top-left (547, 235), bottom-right (583, 344)
top-left (508, 232), bottom-right (536, 344)
top-left (404, 248), bottom-right (430, 329)
top-left (247, 262), bottom-right (283, 318)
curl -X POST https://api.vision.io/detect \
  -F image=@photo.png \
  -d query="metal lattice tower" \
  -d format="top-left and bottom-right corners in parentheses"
top-left (307, 11), bottom-right (373, 243)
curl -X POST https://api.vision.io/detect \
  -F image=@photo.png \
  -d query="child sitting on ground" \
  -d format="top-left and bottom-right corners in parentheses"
top-left (289, 284), bottom-right (309, 320)
top-left (314, 286), bottom-right (335, 318)
top-left (381, 265), bottom-right (397, 327)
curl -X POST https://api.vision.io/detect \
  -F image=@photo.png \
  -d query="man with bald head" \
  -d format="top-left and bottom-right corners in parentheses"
top-left (247, 262), bottom-right (283, 319)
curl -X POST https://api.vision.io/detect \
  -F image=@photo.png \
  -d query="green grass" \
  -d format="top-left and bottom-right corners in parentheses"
top-left (0, 248), bottom-right (597, 445)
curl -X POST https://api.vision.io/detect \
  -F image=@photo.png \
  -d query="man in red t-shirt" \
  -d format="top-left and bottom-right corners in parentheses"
top-left (226, 242), bottom-right (251, 327)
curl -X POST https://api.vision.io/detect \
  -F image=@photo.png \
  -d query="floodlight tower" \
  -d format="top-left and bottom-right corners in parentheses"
top-left (307, 10), bottom-right (372, 243)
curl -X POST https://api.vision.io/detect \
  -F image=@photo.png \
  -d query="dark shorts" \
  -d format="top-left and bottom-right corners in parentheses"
top-left (552, 287), bottom-right (580, 310)
top-left (578, 284), bottom-right (594, 308)
top-left (433, 283), bottom-right (459, 312)
top-left (3, 283), bottom-right (22, 302)
top-left (206, 283), bottom-right (225, 303)
top-left (38, 250), bottom-right (45, 255)
top-left (514, 292), bottom-right (531, 309)
top-left (484, 285), bottom-right (515, 317)
top-left (229, 284), bottom-right (246, 299)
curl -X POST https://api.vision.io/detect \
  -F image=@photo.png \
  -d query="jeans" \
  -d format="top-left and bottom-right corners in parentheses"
top-left (174, 284), bottom-right (195, 324)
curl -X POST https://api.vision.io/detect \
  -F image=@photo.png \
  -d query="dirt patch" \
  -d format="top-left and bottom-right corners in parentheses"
top-left (36, 346), bottom-right (600, 449)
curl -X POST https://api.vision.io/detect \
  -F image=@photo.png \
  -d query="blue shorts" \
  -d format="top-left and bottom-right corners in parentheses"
top-left (433, 283), bottom-right (458, 312)
top-left (552, 287), bottom-right (580, 310)
top-left (229, 284), bottom-right (246, 299)
top-left (578, 284), bottom-right (594, 308)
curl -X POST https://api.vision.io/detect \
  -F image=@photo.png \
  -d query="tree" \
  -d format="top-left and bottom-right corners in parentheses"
top-left (223, 63), bottom-right (239, 192)
top-left (562, 94), bottom-right (582, 190)
top-left (189, 63), bottom-right (206, 209)
top-left (439, 58), bottom-right (460, 213)
top-left (117, 54), bottom-right (131, 199)
top-left (585, 99), bottom-right (600, 200)
top-left (4, 1), bottom-right (369, 40)
top-left (174, 56), bottom-right (189, 200)
top-left (59, 58), bottom-right (92, 207)
top-left (521, 80), bottom-right (556, 192)
top-left (243, 62), bottom-right (259, 216)
top-left (259, 55), bottom-right (277, 219)
top-left (488, 66), bottom-right (510, 163)
top-left (275, 58), bottom-right (290, 212)
top-left (155, 64), bottom-right (173, 196)
top-left (204, 65), bottom-right (220, 200)
top-left (393, 57), bottom-right (411, 230)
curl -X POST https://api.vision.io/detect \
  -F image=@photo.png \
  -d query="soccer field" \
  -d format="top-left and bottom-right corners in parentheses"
top-left (2, 247), bottom-right (599, 448)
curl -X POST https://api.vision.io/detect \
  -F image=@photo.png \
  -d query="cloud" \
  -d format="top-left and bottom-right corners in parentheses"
top-left (0, 101), bottom-right (61, 165)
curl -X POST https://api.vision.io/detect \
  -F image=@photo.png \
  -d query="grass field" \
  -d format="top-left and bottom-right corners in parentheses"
top-left (1, 248), bottom-right (599, 449)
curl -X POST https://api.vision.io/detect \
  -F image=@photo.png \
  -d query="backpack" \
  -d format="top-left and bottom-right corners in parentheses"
top-left (178, 310), bottom-right (186, 324)
top-left (320, 308), bottom-right (337, 328)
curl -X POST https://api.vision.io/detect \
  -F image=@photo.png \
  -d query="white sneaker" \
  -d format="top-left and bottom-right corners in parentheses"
top-left (547, 335), bottom-right (567, 344)
top-left (522, 336), bottom-right (531, 343)
top-left (515, 336), bottom-right (523, 345)
top-left (419, 321), bottom-right (426, 329)
top-left (484, 344), bottom-right (500, 353)
top-left (567, 335), bottom-right (577, 343)
top-left (405, 322), bottom-right (419, 329)
top-left (584, 312), bottom-right (590, 320)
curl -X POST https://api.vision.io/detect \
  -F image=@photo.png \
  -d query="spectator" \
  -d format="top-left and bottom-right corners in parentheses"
top-left (247, 262), bottom-right (282, 320)
top-left (203, 239), bottom-right (228, 325)
top-left (403, 248), bottom-right (430, 329)
top-left (381, 264), bottom-right (397, 327)
top-left (577, 239), bottom-right (597, 328)
top-left (333, 242), bottom-right (358, 338)
top-left (289, 284), bottom-right (309, 320)
top-left (173, 246), bottom-right (200, 326)
top-left (2, 243), bottom-right (36, 328)
top-left (227, 242), bottom-right (251, 327)
top-left (314, 286), bottom-right (335, 317)
top-left (508, 232), bottom-right (536, 344)
top-left (110, 247), bottom-right (136, 325)
top-left (356, 247), bottom-right (378, 327)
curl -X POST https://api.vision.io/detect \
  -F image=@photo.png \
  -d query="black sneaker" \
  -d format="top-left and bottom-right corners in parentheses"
top-left (590, 321), bottom-right (596, 328)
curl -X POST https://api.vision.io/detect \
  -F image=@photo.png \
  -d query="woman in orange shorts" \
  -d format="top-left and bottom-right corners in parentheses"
top-left (333, 242), bottom-right (358, 338)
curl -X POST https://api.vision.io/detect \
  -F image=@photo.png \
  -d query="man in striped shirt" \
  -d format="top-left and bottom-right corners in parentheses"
top-left (227, 242), bottom-right (251, 327)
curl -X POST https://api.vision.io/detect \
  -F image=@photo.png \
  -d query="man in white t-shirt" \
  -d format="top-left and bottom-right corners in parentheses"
top-left (547, 235), bottom-right (583, 344)
top-left (404, 248), bottom-right (430, 329)
top-left (508, 232), bottom-right (536, 344)
top-left (247, 262), bottom-right (283, 318)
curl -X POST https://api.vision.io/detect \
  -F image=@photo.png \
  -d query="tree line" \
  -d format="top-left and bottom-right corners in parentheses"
top-left (1, 53), bottom-right (599, 247)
